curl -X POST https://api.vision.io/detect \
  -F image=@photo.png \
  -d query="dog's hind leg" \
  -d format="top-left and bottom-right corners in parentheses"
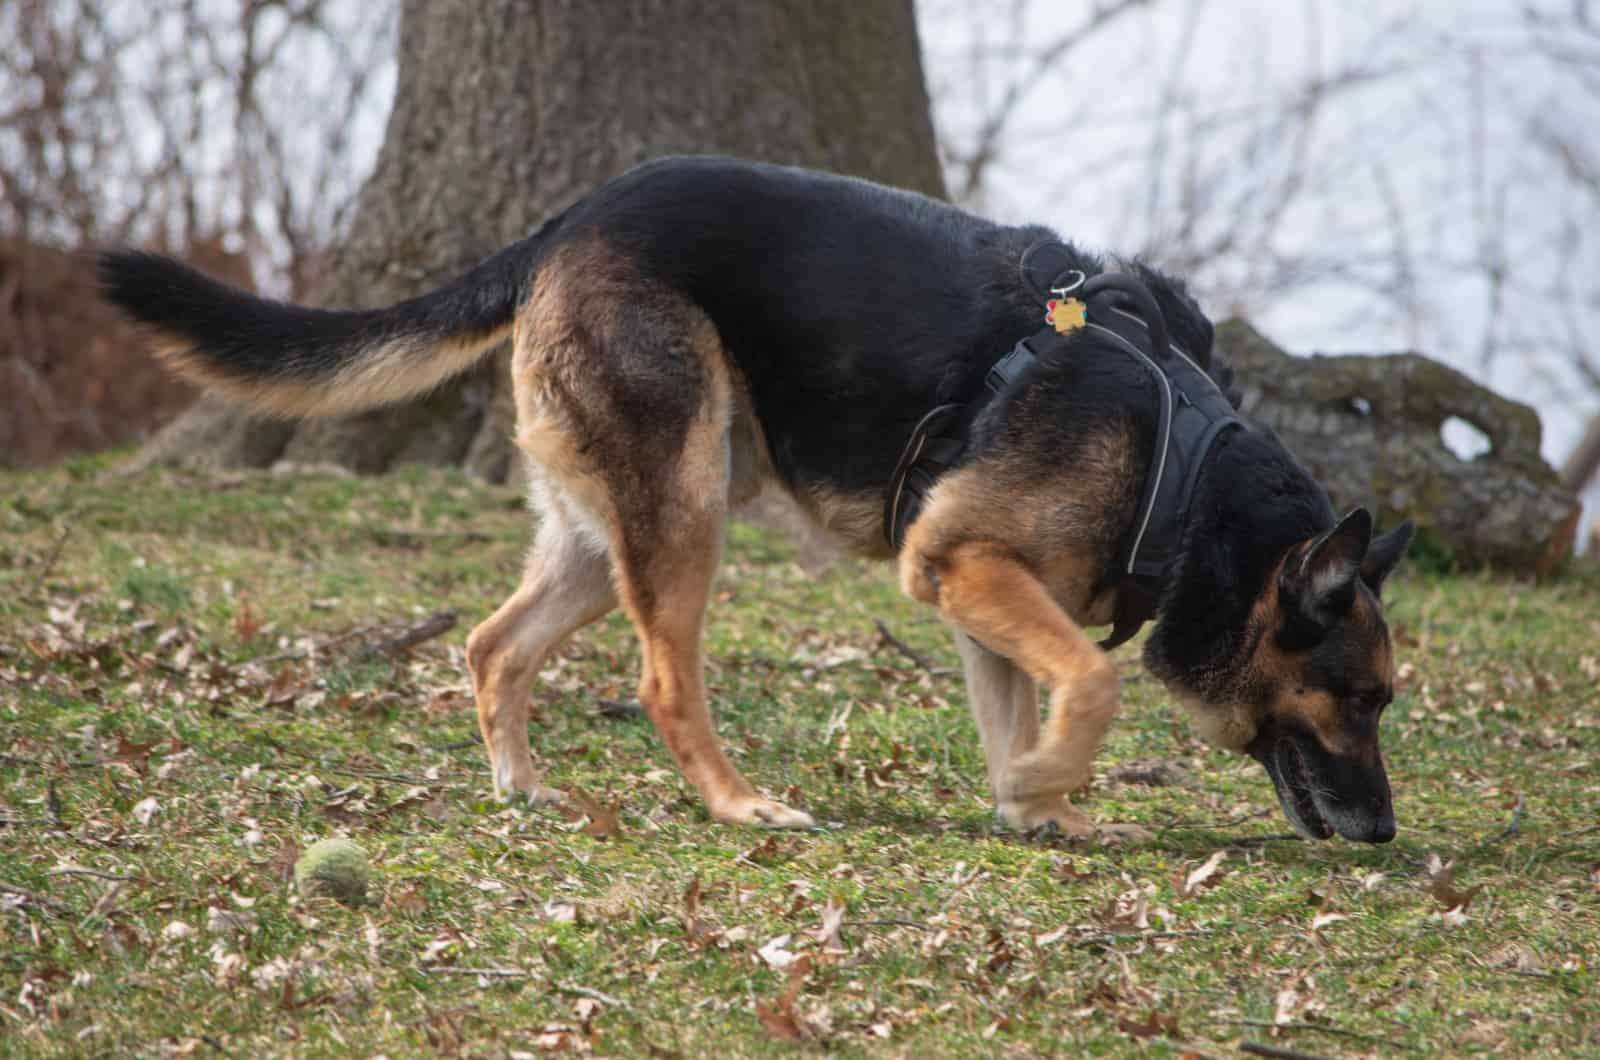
top-left (606, 390), bottom-right (814, 830)
top-left (508, 244), bottom-right (811, 828)
top-left (466, 490), bottom-right (616, 804)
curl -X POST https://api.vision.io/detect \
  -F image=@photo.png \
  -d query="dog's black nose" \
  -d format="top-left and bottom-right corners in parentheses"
top-left (1364, 800), bottom-right (1397, 843)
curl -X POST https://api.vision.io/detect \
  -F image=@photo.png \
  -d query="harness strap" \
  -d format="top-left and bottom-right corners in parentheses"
top-left (883, 334), bottom-right (1045, 549)
top-left (883, 253), bottom-right (1242, 650)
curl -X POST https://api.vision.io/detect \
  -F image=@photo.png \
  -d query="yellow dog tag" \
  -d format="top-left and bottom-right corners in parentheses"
top-left (1046, 297), bottom-right (1086, 335)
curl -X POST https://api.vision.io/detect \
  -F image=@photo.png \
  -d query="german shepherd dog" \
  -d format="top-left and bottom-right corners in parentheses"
top-left (101, 156), bottom-right (1413, 842)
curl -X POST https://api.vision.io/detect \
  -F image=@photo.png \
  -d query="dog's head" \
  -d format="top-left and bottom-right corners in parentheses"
top-left (1162, 508), bottom-right (1415, 842)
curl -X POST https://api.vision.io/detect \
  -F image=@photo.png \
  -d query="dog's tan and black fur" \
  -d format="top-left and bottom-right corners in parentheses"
top-left (101, 156), bottom-right (1413, 841)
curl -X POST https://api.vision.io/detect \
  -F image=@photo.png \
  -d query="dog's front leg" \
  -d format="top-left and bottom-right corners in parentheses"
top-left (907, 542), bottom-right (1119, 836)
top-left (951, 631), bottom-right (1040, 809)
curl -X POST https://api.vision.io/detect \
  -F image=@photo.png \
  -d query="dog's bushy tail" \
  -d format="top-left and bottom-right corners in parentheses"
top-left (98, 233), bottom-right (548, 419)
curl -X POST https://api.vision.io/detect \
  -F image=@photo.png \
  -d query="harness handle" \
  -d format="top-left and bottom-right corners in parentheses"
top-left (1081, 273), bottom-right (1170, 366)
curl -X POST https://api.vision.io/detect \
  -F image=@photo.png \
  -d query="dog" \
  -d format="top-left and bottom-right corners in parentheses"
top-left (100, 155), bottom-right (1414, 842)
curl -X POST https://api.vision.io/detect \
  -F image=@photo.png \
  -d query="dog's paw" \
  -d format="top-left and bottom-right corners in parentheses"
top-left (999, 795), bottom-right (1096, 838)
top-left (1002, 745), bottom-right (1091, 804)
top-left (493, 771), bottom-right (567, 808)
top-left (1093, 821), bottom-right (1153, 844)
top-left (712, 794), bottom-right (816, 829)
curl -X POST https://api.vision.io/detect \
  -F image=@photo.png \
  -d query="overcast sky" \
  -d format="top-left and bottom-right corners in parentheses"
top-left (921, 1), bottom-right (1598, 478)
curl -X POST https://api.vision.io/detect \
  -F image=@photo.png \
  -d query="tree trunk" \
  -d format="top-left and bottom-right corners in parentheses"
top-left (1559, 412), bottom-right (1600, 494)
top-left (135, 0), bottom-right (945, 482)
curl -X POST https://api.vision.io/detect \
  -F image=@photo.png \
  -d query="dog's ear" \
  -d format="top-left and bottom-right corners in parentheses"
top-left (1361, 519), bottom-right (1415, 597)
top-left (1279, 508), bottom-right (1372, 644)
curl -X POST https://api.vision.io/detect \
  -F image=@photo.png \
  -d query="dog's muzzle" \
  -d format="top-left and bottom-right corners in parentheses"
top-left (1247, 722), bottom-right (1395, 843)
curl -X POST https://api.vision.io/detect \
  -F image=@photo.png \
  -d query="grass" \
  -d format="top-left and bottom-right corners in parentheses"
top-left (2, 460), bottom-right (1597, 1057)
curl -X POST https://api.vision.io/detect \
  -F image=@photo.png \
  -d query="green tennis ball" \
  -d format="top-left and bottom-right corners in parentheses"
top-left (294, 838), bottom-right (371, 905)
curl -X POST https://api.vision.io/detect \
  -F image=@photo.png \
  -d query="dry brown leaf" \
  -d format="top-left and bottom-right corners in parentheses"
top-left (755, 995), bottom-right (811, 1042)
top-left (1055, 858), bottom-right (1096, 882)
top-left (373, 786), bottom-right (432, 820)
top-left (232, 600), bottom-right (262, 642)
top-left (1422, 852), bottom-right (1483, 911)
top-left (264, 839), bottom-right (300, 884)
top-left (755, 956), bottom-right (816, 1042)
top-left (741, 834), bottom-right (786, 866)
top-left (682, 875), bottom-right (719, 947)
top-left (811, 897), bottom-right (847, 955)
top-left (393, 887), bottom-right (428, 915)
top-left (1174, 850), bottom-right (1227, 897)
top-left (111, 736), bottom-right (158, 772)
top-left (1118, 1009), bottom-right (1181, 1040)
top-left (1098, 882), bottom-right (1153, 930)
top-left (567, 786), bottom-right (621, 839)
top-left (985, 926), bottom-right (1017, 975)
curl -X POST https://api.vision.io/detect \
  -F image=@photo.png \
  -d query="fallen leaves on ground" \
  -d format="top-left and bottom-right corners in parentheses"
top-left (1174, 851), bottom-right (1227, 898)
top-left (755, 956), bottom-right (820, 1043)
top-left (1423, 852), bottom-right (1483, 914)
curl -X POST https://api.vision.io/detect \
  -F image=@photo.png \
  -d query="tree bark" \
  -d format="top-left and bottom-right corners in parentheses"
top-left (135, 0), bottom-right (945, 482)
top-left (1559, 413), bottom-right (1600, 494)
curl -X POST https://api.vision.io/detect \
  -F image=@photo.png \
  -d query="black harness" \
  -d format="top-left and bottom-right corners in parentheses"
top-left (883, 243), bottom-right (1244, 650)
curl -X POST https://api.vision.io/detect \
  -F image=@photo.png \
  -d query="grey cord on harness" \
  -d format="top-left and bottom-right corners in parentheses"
top-left (882, 252), bottom-right (1242, 649)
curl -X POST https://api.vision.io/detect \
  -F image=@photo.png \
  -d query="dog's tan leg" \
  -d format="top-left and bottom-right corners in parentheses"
top-left (952, 631), bottom-right (1040, 804)
top-left (907, 543), bottom-right (1118, 835)
top-left (466, 501), bottom-right (615, 804)
top-left (612, 502), bottom-right (815, 829)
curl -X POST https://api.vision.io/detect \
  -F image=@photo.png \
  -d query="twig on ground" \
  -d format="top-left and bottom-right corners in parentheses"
top-left (370, 609), bottom-right (457, 657)
top-left (1158, 809), bottom-right (1271, 832)
top-left (594, 699), bottom-right (644, 720)
top-left (1240, 1043), bottom-right (1337, 1060)
top-left (233, 624), bottom-right (377, 670)
top-left (273, 748), bottom-right (439, 787)
top-left (873, 620), bottom-right (954, 675)
top-left (845, 918), bottom-right (928, 931)
top-left (28, 522), bottom-right (73, 597)
top-left (46, 780), bottom-right (64, 829)
top-left (1069, 928), bottom-right (1215, 947)
top-left (199, 1034), bottom-right (235, 1058)
top-left (80, 881), bottom-right (125, 927)
top-left (1224, 833), bottom-right (1305, 848)
top-left (46, 866), bottom-right (138, 882)
top-left (367, 526), bottom-right (494, 546)
top-left (237, 609), bottom-right (457, 671)
top-left (420, 968), bottom-right (629, 1011)
top-left (1221, 1018), bottom-right (1417, 1051)
top-left (554, 981), bottom-right (630, 1010)
top-left (0, 880), bottom-right (73, 916)
top-left (1471, 792), bottom-right (1525, 851)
